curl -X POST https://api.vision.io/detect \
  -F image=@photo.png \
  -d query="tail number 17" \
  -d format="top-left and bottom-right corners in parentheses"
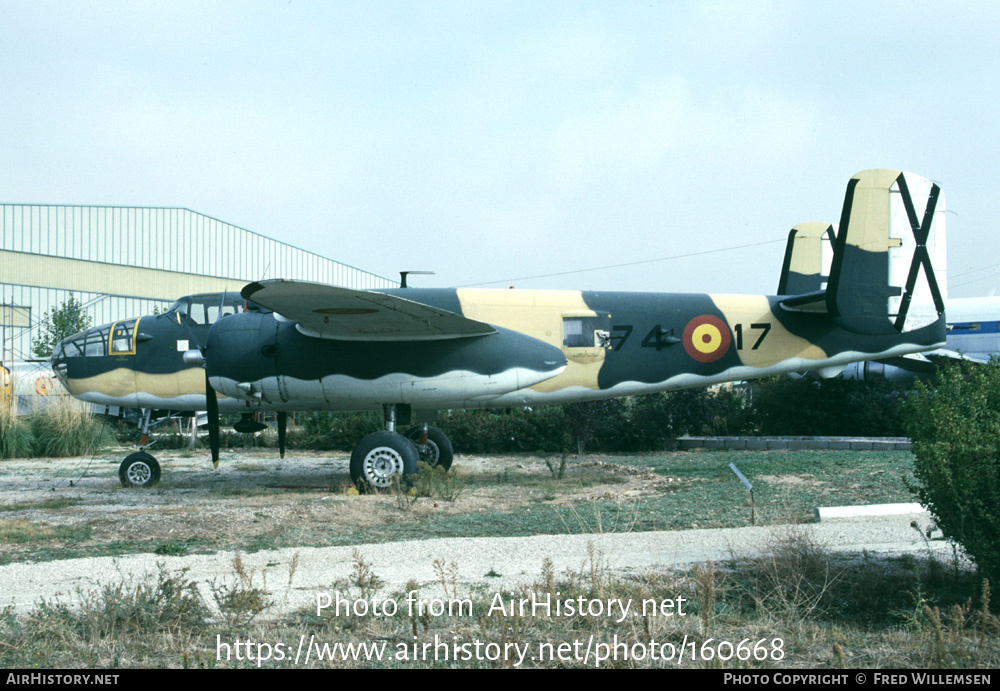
top-left (734, 323), bottom-right (771, 350)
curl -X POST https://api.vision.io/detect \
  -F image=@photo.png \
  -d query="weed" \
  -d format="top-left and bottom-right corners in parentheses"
top-left (28, 398), bottom-right (114, 458)
top-left (390, 475), bottom-right (418, 512)
top-left (692, 561), bottom-right (717, 635)
top-left (209, 553), bottom-right (272, 625)
top-left (414, 461), bottom-right (464, 501)
top-left (733, 530), bottom-right (839, 625)
top-left (433, 558), bottom-right (461, 602)
top-left (0, 399), bottom-right (35, 459)
top-left (350, 550), bottom-right (384, 598)
top-left (557, 500), bottom-right (641, 536)
top-left (154, 542), bottom-right (189, 556)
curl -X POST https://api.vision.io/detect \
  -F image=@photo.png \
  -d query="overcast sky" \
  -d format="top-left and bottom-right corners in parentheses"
top-left (2, 1), bottom-right (998, 297)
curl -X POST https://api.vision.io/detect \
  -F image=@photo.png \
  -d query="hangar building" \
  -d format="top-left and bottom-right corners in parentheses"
top-left (0, 203), bottom-right (393, 371)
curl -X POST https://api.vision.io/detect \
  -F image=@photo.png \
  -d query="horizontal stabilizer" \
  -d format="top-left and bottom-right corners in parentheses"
top-left (241, 280), bottom-right (497, 341)
top-left (778, 290), bottom-right (829, 314)
top-left (923, 349), bottom-right (989, 365)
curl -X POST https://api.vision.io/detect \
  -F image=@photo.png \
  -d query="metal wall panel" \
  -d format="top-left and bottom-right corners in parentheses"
top-left (0, 202), bottom-right (394, 363)
top-left (0, 203), bottom-right (391, 286)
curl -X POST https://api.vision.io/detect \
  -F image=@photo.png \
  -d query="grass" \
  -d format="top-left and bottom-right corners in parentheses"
top-left (0, 518), bottom-right (92, 543)
top-left (1, 397), bottom-right (115, 460)
top-left (0, 449), bottom-right (918, 564)
top-left (0, 448), bottom-right (993, 668)
top-left (1, 535), bottom-right (996, 668)
top-left (0, 497), bottom-right (82, 512)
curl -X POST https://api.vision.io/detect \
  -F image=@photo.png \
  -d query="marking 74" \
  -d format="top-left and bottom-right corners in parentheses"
top-left (610, 325), bottom-right (633, 351)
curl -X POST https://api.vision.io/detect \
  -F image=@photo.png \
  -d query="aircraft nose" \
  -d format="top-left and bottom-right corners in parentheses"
top-left (50, 341), bottom-right (69, 380)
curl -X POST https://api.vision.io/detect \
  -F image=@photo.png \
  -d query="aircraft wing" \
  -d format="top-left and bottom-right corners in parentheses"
top-left (241, 280), bottom-right (497, 342)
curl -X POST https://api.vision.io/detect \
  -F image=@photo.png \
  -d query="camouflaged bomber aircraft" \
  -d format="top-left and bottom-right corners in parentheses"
top-left (51, 169), bottom-right (948, 490)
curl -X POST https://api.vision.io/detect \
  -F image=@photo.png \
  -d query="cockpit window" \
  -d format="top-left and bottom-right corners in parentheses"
top-left (169, 293), bottom-right (245, 326)
top-left (54, 340), bottom-right (80, 358)
top-left (110, 319), bottom-right (139, 355)
top-left (63, 325), bottom-right (110, 358)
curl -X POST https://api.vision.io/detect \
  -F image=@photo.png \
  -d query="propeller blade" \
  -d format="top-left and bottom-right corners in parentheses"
top-left (277, 411), bottom-right (287, 459)
top-left (205, 372), bottom-right (220, 468)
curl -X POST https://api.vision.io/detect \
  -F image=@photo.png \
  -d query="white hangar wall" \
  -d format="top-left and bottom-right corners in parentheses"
top-left (0, 204), bottom-right (394, 363)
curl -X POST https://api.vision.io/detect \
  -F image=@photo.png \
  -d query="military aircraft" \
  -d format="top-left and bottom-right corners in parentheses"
top-left (51, 169), bottom-right (948, 490)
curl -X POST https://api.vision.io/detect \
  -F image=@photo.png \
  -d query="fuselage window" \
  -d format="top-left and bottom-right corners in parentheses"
top-left (562, 315), bottom-right (612, 349)
top-left (563, 318), bottom-right (587, 348)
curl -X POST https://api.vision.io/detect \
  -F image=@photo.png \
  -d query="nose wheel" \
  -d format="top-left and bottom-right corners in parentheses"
top-left (119, 451), bottom-right (161, 487)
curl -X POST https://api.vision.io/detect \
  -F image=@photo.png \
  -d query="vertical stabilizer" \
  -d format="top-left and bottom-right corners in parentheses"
top-left (826, 170), bottom-right (946, 334)
top-left (777, 222), bottom-right (835, 295)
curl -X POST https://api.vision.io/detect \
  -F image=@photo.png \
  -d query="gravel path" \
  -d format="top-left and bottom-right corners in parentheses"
top-left (0, 510), bottom-right (954, 618)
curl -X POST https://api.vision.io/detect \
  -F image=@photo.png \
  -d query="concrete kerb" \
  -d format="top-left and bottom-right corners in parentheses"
top-left (676, 436), bottom-right (911, 451)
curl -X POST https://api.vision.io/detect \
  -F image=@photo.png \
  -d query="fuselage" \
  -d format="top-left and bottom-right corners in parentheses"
top-left (51, 287), bottom-right (946, 413)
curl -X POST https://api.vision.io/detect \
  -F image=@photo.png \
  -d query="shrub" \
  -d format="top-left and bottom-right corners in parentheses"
top-left (901, 361), bottom-right (1000, 583)
top-left (753, 376), bottom-right (906, 436)
top-left (629, 388), bottom-right (755, 447)
top-left (437, 408), bottom-right (567, 454)
top-left (297, 411), bottom-right (382, 451)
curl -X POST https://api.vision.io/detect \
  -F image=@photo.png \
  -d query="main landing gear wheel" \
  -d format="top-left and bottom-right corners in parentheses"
top-left (119, 452), bottom-right (161, 488)
top-left (404, 425), bottom-right (454, 471)
top-left (349, 431), bottom-right (419, 493)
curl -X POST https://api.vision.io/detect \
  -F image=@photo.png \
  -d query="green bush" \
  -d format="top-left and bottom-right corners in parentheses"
top-left (297, 411), bottom-right (383, 451)
top-left (436, 407), bottom-right (568, 454)
top-left (629, 388), bottom-right (755, 446)
top-left (752, 376), bottom-right (906, 436)
top-left (432, 389), bottom-right (754, 455)
top-left (902, 362), bottom-right (1000, 583)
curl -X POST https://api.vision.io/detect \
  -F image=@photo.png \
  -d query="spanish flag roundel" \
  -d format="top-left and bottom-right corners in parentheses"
top-left (683, 315), bottom-right (731, 363)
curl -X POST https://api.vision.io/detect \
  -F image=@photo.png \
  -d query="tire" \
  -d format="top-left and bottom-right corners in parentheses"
top-left (403, 425), bottom-right (454, 471)
top-left (119, 452), bottom-right (161, 488)
top-left (349, 431), bottom-right (420, 493)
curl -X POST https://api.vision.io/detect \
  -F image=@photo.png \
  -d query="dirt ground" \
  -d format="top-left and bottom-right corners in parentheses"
top-left (0, 448), bottom-right (676, 564)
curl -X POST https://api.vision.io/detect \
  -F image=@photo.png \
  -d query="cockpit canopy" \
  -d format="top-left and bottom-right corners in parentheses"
top-left (53, 323), bottom-right (114, 359)
top-left (166, 292), bottom-right (249, 326)
top-left (53, 291), bottom-right (265, 363)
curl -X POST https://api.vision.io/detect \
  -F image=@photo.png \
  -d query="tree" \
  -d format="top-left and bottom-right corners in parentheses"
top-left (32, 294), bottom-right (92, 358)
top-left (901, 361), bottom-right (1000, 583)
